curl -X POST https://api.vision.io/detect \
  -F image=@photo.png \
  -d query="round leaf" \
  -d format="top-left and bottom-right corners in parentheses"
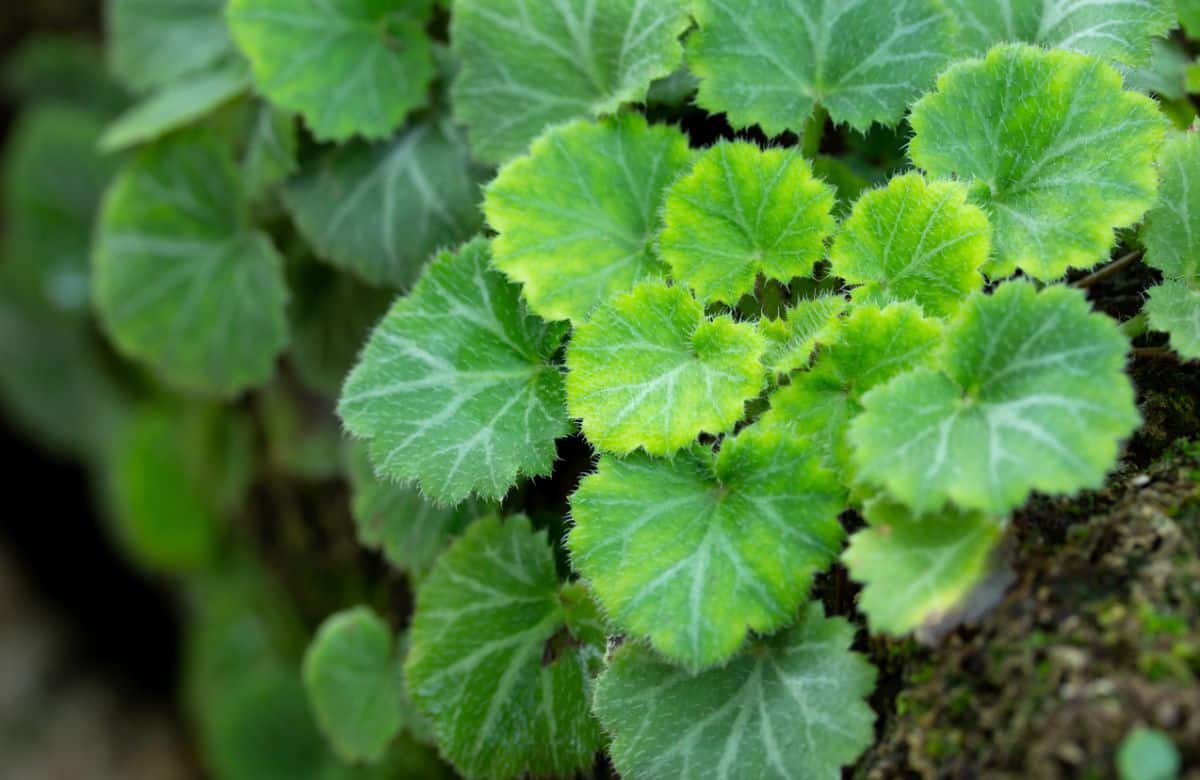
top-left (659, 140), bottom-right (837, 305)
top-left (850, 281), bottom-right (1140, 515)
top-left (757, 293), bottom-right (847, 377)
top-left (909, 43), bottom-right (1165, 280)
top-left (485, 113), bottom-right (694, 323)
top-left (569, 425), bottom-right (846, 671)
top-left (1142, 132), bottom-right (1200, 360)
top-left (566, 281), bottom-right (765, 456)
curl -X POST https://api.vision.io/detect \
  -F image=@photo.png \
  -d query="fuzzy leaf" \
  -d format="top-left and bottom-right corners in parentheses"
top-left (851, 281), bottom-right (1139, 515)
top-left (303, 607), bottom-right (403, 763)
top-left (909, 44), bottom-right (1165, 280)
top-left (243, 104), bottom-right (298, 200)
top-left (100, 63), bottom-right (251, 152)
top-left (829, 172), bottom-right (991, 318)
top-left (843, 499), bottom-right (1005, 637)
top-left (687, 0), bottom-right (956, 135)
top-left (569, 425), bottom-right (845, 671)
top-left (1142, 132), bottom-right (1200, 360)
top-left (566, 281), bottom-right (765, 456)
top-left (944, 0), bottom-right (1175, 66)
top-left (485, 114), bottom-right (693, 323)
top-left (107, 0), bottom-right (237, 93)
top-left (593, 602), bottom-right (877, 780)
top-left (406, 515), bottom-right (604, 780)
top-left (93, 130), bottom-right (289, 396)
top-left (284, 119), bottom-right (485, 289)
top-left (758, 294), bottom-right (848, 377)
top-left (226, 0), bottom-right (434, 141)
top-left (339, 238), bottom-right (569, 505)
top-left (760, 302), bottom-right (941, 466)
top-left (346, 442), bottom-right (478, 579)
top-left (450, 0), bottom-right (691, 164)
top-left (659, 140), bottom-right (837, 305)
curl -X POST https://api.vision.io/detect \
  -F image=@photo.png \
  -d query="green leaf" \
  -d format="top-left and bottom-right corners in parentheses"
top-left (843, 499), bottom-right (1005, 637)
top-left (658, 140), bottom-right (837, 305)
top-left (93, 130), bottom-right (290, 395)
top-left (346, 442), bottom-right (478, 580)
top-left (829, 172), bottom-right (991, 318)
top-left (339, 238), bottom-right (570, 505)
top-left (243, 104), bottom-right (298, 200)
top-left (759, 301), bottom-right (941, 466)
top-left (485, 113), bottom-right (694, 323)
top-left (1116, 727), bottom-right (1181, 780)
top-left (1142, 132), bottom-right (1200, 360)
top-left (850, 281), bottom-right (1140, 515)
top-left (106, 0), bottom-right (237, 93)
top-left (284, 119), bottom-right (486, 288)
top-left (758, 293), bottom-right (848, 377)
top-left (4, 34), bottom-right (127, 113)
top-left (226, 0), bottom-right (434, 141)
top-left (1182, 0), bottom-right (1200, 38)
top-left (99, 62), bottom-right (251, 152)
top-left (909, 43), bottom-right (1165, 280)
top-left (593, 602), bottom-right (877, 780)
top-left (450, 0), bottom-right (691, 164)
top-left (303, 607), bottom-right (403, 763)
top-left (109, 402), bottom-right (252, 573)
top-left (687, 0), bottom-right (956, 135)
top-left (566, 280), bottom-right (765, 456)
top-left (944, 0), bottom-right (1175, 66)
top-left (569, 425), bottom-right (845, 671)
top-left (406, 515), bottom-right (604, 780)
top-left (3, 104), bottom-right (118, 317)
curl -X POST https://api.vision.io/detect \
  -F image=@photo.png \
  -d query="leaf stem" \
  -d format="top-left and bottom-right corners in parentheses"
top-left (1132, 346), bottom-right (1178, 362)
top-left (1073, 250), bottom-right (1142, 288)
top-left (801, 105), bottom-right (827, 160)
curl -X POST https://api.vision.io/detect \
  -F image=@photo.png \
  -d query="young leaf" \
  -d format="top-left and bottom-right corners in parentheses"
top-left (843, 499), bottom-right (1005, 637)
top-left (566, 281), bottom-right (765, 456)
top-left (909, 43), bottom-right (1165, 280)
top-left (829, 172), bottom-right (991, 318)
top-left (284, 119), bottom-right (485, 289)
top-left (759, 302), bottom-right (941, 466)
top-left (944, 0), bottom-right (1175, 66)
top-left (593, 602), bottom-right (877, 780)
top-left (658, 140), bottom-right (837, 305)
top-left (243, 104), bottom-right (297, 200)
top-left (93, 131), bottom-right (289, 395)
top-left (99, 63), bottom-right (251, 152)
top-left (338, 238), bottom-right (570, 505)
top-left (226, 0), bottom-right (434, 141)
top-left (758, 293), bottom-right (848, 377)
top-left (851, 281), bottom-right (1140, 515)
top-left (406, 515), bottom-right (604, 780)
top-left (687, 0), bottom-right (955, 135)
top-left (303, 607), bottom-right (403, 763)
top-left (346, 442), bottom-right (478, 580)
top-left (106, 0), bottom-right (237, 93)
top-left (450, 0), bottom-right (691, 164)
top-left (485, 113), bottom-right (694, 323)
top-left (1142, 132), bottom-right (1200, 360)
top-left (569, 425), bottom-right (845, 671)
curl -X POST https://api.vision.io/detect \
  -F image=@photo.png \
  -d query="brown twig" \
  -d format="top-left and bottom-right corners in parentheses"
top-left (1073, 250), bottom-right (1142, 288)
top-left (1132, 346), bottom-right (1178, 361)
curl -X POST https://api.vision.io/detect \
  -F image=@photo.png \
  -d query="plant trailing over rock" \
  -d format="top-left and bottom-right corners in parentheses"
top-left (1, 0), bottom-right (1197, 777)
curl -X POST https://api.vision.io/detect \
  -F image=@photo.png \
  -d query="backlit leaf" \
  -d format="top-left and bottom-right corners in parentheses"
top-left (687, 0), bottom-right (956, 135)
top-left (1142, 132), bottom-right (1200, 360)
top-left (843, 499), bottom-right (1005, 637)
top-left (339, 238), bottom-right (570, 505)
top-left (909, 44), bottom-right (1165, 280)
top-left (284, 119), bottom-right (486, 288)
top-left (566, 280), bottom-right (765, 456)
top-left (93, 130), bottom-right (289, 395)
top-left (659, 140), bottom-right (837, 305)
top-left (829, 172), bottom-right (991, 318)
top-left (450, 0), bottom-right (691, 163)
top-left (850, 281), bottom-right (1140, 515)
top-left (406, 515), bottom-right (604, 780)
top-left (593, 602), bottom-right (877, 780)
top-left (226, 0), bottom-right (434, 141)
top-left (569, 425), bottom-right (845, 671)
top-left (485, 113), bottom-right (694, 323)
